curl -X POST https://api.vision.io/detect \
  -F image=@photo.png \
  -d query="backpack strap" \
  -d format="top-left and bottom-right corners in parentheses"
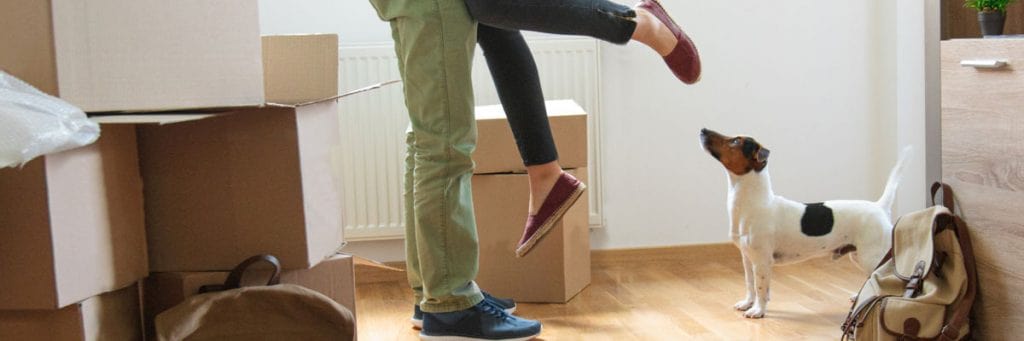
top-left (930, 183), bottom-right (978, 341)
top-left (931, 182), bottom-right (955, 212)
top-left (842, 295), bottom-right (891, 339)
top-left (199, 254), bottom-right (282, 294)
top-left (939, 215), bottom-right (979, 341)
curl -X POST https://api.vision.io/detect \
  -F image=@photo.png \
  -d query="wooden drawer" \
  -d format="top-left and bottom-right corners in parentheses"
top-left (941, 39), bottom-right (1024, 340)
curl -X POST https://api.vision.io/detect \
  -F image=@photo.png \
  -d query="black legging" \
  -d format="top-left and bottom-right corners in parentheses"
top-left (473, 0), bottom-right (637, 166)
top-left (470, 0), bottom-right (636, 44)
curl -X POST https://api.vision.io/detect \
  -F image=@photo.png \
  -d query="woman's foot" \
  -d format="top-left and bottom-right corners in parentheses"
top-left (632, 0), bottom-right (702, 84)
top-left (517, 171), bottom-right (586, 258)
top-left (632, 6), bottom-right (677, 56)
top-left (527, 163), bottom-right (564, 215)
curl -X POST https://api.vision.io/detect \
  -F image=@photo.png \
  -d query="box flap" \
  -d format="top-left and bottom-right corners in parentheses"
top-left (0, 156), bottom-right (57, 309)
top-left (49, 126), bottom-right (148, 308)
top-left (266, 79), bottom-right (402, 108)
top-left (262, 34), bottom-right (339, 105)
top-left (476, 99), bottom-right (585, 120)
top-left (88, 80), bottom-right (400, 125)
top-left (89, 114), bottom-right (218, 125)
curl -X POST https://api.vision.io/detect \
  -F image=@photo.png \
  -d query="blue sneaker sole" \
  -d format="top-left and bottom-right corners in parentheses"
top-left (412, 306), bottom-right (516, 329)
top-left (419, 329), bottom-right (540, 341)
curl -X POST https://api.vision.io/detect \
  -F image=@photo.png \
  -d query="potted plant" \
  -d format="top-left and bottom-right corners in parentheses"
top-left (965, 0), bottom-right (1018, 36)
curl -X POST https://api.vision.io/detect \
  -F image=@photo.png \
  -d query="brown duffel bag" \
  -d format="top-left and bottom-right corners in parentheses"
top-left (155, 255), bottom-right (355, 341)
top-left (841, 183), bottom-right (979, 340)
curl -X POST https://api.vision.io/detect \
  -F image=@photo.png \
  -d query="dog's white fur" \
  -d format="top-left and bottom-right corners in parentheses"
top-left (720, 143), bottom-right (911, 318)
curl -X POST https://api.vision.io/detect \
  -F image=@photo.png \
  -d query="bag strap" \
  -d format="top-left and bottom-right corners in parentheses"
top-left (939, 214), bottom-right (979, 341)
top-left (198, 254), bottom-right (282, 294)
top-left (930, 183), bottom-right (977, 341)
top-left (841, 295), bottom-right (891, 339)
top-left (931, 182), bottom-right (955, 211)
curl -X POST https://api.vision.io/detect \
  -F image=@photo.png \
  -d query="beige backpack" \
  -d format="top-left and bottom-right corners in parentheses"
top-left (155, 255), bottom-right (355, 341)
top-left (842, 183), bottom-right (978, 340)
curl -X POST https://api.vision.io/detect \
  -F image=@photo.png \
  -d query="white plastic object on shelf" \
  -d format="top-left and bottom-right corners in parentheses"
top-left (0, 71), bottom-right (99, 169)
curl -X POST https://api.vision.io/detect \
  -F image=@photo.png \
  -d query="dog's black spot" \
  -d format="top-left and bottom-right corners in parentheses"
top-left (772, 251), bottom-right (782, 261)
top-left (741, 138), bottom-right (769, 172)
top-left (742, 139), bottom-right (759, 158)
top-left (800, 203), bottom-right (834, 237)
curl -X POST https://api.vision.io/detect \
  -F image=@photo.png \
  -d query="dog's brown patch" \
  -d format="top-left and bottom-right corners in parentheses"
top-left (700, 129), bottom-right (770, 175)
top-left (831, 244), bottom-right (857, 260)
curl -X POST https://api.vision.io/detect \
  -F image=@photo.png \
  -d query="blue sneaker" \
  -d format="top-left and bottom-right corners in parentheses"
top-left (412, 292), bottom-right (516, 328)
top-left (419, 300), bottom-right (541, 341)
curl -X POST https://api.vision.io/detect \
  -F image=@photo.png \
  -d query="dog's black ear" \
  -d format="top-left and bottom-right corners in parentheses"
top-left (755, 148), bottom-right (770, 163)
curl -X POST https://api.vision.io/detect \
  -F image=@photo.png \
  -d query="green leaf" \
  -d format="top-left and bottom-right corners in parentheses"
top-left (964, 0), bottom-right (1019, 12)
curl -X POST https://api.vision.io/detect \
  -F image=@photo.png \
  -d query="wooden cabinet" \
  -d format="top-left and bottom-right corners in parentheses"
top-left (942, 0), bottom-right (1024, 39)
top-left (941, 38), bottom-right (1024, 340)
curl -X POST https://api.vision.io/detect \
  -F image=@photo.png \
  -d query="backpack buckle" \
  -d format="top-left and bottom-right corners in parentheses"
top-left (903, 262), bottom-right (926, 298)
top-left (939, 325), bottom-right (960, 341)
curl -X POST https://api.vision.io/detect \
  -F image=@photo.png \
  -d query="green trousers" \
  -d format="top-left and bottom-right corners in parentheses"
top-left (369, 0), bottom-right (484, 313)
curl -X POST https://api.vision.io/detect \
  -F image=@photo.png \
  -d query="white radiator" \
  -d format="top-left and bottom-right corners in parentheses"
top-left (337, 38), bottom-right (603, 241)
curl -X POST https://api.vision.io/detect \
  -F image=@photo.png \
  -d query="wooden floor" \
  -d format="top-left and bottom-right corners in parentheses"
top-left (354, 244), bottom-right (866, 340)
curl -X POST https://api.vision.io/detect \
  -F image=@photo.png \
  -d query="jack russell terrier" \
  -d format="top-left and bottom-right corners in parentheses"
top-left (698, 128), bottom-right (910, 319)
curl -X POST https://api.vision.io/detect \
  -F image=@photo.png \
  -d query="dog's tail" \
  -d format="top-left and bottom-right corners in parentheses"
top-left (877, 146), bottom-right (913, 215)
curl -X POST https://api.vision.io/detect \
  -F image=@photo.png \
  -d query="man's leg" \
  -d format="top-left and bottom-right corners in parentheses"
top-left (404, 129), bottom-right (425, 306)
top-left (371, 1), bottom-right (542, 339)
top-left (370, 0), bottom-right (482, 313)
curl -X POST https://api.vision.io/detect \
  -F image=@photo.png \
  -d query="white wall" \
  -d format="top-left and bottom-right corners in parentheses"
top-left (893, 0), bottom-right (943, 219)
top-left (592, 0), bottom-right (901, 249)
top-left (258, 0), bottom-right (916, 259)
top-left (259, 0), bottom-right (391, 45)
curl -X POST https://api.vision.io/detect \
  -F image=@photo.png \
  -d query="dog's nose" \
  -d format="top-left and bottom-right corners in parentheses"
top-left (700, 128), bottom-right (709, 135)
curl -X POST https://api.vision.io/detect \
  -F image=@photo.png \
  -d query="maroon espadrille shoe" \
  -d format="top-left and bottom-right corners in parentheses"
top-left (636, 0), bottom-right (701, 84)
top-left (516, 172), bottom-right (587, 257)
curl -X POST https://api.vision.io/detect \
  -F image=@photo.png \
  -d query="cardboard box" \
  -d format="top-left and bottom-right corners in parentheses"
top-left (0, 283), bottom-right (143, 341)
top-left (0, 0), bottom-right (264, 112)
top-left (262, 34), bottom-right (339, 105)
top-left (474, 100), bottom-right (588, 174)
top-left (87, 33), bottom-right (347, 272)
top-left (138, 98), bottom-right (343, 272)
top-left (84, 33), bottom-right (338, 124)
top-left (0, 125), bottom-right (147, 310)
top-left (472, 168), bottom-right (591, 303)
top-left (143, 254), bottom-right (356, 339)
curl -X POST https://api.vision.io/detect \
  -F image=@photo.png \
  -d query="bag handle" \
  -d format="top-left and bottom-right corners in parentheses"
top-left (931, 182), bottom-right (955, 212)
top-left (198, 254), bottom-right (282, 294)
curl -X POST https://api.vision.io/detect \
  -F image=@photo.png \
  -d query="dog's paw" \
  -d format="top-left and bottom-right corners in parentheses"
top-left (733, 299), bottom-right (754, 311)
top-left (743, 306), bottom-right (766, 319)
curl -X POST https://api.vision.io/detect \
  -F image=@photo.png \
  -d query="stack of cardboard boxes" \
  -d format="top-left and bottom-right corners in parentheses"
top-left (471, 100), bottom-right (592, 303)
top-left (0, 2), bottom-right (358, 339)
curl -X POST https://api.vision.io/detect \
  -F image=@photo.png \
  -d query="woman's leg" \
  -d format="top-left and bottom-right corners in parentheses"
top-left (477, 25), bottom-right (588, 257)
top-left (477, 25), bottom-right (563, 215)
top-left (466, 0), bottom-right (700, 84)
top-left (467, 0), bottom-right (637, 44)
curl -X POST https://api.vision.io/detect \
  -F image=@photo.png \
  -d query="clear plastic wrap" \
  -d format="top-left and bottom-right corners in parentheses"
top-left (0, 71), bottom-right (99, 168)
